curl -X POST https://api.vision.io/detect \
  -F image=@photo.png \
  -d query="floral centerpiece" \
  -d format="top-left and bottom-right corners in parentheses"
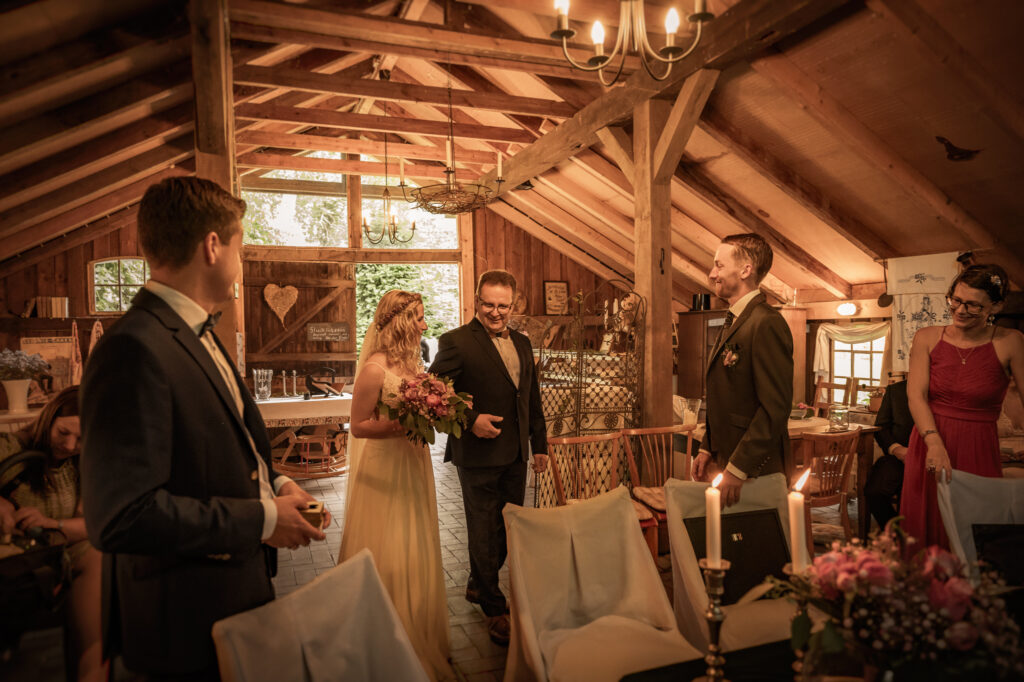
top-left (0, 349), bottom-right (49, 380)
top-left (773, 524), bottom-right (1023, 681)
top-left (379, 371), bottom-right (473, 446)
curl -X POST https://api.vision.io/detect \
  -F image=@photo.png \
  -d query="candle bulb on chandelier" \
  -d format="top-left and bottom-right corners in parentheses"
top-left (399, 157), bottom-right (405, 185)
top-left (591, 21), bottom-right (605, 56)
top-left (446, 140), bottom-right (453, 169)
top-left (664, 8), bottom-right (680, 48)
top-left (497, 151), bottom-right (502, 178)
top-left (695, 0), bottom-right (706, 13)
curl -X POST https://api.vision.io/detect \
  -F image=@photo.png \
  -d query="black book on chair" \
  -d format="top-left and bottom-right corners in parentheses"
top-left (684, 509), bottom-right (791, 605)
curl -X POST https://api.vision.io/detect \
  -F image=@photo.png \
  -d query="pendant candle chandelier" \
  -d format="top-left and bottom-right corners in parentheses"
top-left (405, 85), bottom-right (504, 215)
top-left (551, 0), bottom-right (714, 86)
top-left (363, 110), bottom-right (415, 244)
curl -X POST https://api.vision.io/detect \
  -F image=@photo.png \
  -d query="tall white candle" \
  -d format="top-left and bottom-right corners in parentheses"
top-left (789, 469), bottom-right (811, 572)
top-left (706, 473), bottom-right (723, 568)
top-left (399, 157), bottom-right (405, 184)
top-left (497, 151), bottom-right (502, 178)
top-left (446, 140), bottom-right (453, 169)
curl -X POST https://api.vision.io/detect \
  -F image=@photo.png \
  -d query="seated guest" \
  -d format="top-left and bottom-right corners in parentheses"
top-left (0, 386), bottom-right (106, 682)
top-left (864, 377), bottom-right (913, 530)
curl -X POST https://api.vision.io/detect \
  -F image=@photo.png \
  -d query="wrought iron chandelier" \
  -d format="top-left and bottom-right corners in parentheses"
top-left (363, 117), bottom-right (415, 244)
top-left (405, 85), bottom-right (503, 215)
top-left (551, 0), bottom-right (714, 86)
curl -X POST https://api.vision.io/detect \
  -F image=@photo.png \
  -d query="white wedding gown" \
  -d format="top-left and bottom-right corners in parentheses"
top-left (338, 362), bottom-right (454, 682)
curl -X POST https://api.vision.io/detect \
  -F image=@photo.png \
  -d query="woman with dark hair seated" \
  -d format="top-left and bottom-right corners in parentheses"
top-left (0, 385), bottom-right (106, 682)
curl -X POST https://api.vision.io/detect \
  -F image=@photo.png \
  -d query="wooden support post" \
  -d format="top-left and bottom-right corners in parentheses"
top-left (191, 0), bottom-right (243, 367)
top-left (347, 158), bottom-right (362, 249)
top-left (634, 70), bottom-right (718, 427)
top-left (458, 213), bottom-right (475, 324)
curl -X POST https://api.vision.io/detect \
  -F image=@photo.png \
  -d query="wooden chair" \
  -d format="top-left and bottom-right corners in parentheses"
top-left (797, 430), bottom-right (859, 558)
top-left (851, 380), bottom-right (883, 410)
top-left (812, 376), bottom-right (852, 417)
top-left (278, 428), bottom-right (348, 478)
top-left (620, 424), bottom-right (696, 554)
top-left (546, 432), bottom-right (660, 560)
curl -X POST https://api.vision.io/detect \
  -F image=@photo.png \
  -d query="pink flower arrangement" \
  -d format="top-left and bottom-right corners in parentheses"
top-left (378, 372), bottom-right (473, 446)
top-left (775, 523), bottom-right (1022, 679)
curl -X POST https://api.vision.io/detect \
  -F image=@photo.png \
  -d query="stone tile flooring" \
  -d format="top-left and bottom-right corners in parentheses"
top-left (2, 434), bottom-right (857, 682)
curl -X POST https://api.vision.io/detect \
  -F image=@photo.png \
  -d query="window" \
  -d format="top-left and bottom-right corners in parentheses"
top-left (91, 258), bottom-right (149, 313)
top-left (831, 336), bottom-right (886, 405)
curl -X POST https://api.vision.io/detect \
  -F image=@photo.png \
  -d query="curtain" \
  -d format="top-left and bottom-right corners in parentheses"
top-left (813, 321), bottom-right (891, 383)
top-left (887, 252), bottom-right (958, 372)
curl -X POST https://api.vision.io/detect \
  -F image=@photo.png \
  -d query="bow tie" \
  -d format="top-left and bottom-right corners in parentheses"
top-left (490, 329), bottom-right (510, 340)
top-left (199, 311), bottom-right (222, 338)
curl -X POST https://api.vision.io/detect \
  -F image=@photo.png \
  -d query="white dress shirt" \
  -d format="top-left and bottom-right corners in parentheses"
top-left (145, 280), bottom-right (291, 539)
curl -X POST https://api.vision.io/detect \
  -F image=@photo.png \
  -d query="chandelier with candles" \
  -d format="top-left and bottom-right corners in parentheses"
top-left (551, 0), bottom-right (714, 86)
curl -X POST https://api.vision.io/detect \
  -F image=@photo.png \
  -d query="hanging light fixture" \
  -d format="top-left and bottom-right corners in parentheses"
top-left (406, 84), bottom-right (503, 215)
top-left (363, 110), bottom-right (415, 244)
top-left (551, 0), bottom-right (714, 86)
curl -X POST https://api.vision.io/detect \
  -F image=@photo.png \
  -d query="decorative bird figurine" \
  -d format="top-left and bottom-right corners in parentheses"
top-left (935, 136), bottom-right (981, 162)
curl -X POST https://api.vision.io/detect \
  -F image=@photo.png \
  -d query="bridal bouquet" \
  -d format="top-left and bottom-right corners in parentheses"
top-left (773, 524), bottom-right (1022, 681)
top-left (379, 372), bottom-right (473, 446)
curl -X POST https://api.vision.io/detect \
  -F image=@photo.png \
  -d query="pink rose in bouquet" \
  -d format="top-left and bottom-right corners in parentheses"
top-left (379, 371), bottom-right (473, 446)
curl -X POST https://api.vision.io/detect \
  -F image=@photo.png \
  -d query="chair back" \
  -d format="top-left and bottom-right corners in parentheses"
top-left (937, 470), bottom-right (1024, 584)
top-left (620, 424), bottom-right (695, 487)
top-left (812, 376), bottom-right (852, 416)
top-left (664, 474), bottom-right (792, 651)
top-left (212, 549), bottom-right (428, 682)
top-left (502, 487), bottom-right (681, 681)
top-left (801, 430), bottom-right (859, 501)
top-left (546, 432), bottom-right (625, 505)
top-left (851, 381), bottom-right (882, 408)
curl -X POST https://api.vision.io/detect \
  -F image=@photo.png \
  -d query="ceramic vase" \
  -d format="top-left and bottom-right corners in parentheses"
top-left (2, 378), bottom-right (32, 413)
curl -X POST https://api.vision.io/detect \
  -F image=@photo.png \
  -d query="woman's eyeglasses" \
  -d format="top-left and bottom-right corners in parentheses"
top-left (946, 296), bottom-right (984, 314)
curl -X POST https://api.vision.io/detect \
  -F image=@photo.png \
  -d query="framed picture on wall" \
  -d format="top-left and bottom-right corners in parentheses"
top-left (543, 281), bottom-right (569, 315)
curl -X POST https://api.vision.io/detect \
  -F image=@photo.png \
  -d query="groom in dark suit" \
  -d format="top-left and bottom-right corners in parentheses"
top-left (693, 233), bottom-right (794, 508)
top-left (81, 177), bottom-right (326, 679)
top-left (430, 269), bottom-right (548, 645)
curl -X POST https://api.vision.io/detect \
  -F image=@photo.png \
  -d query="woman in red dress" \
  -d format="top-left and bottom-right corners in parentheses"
top-left (901, 264), bottom-right (1024, 550)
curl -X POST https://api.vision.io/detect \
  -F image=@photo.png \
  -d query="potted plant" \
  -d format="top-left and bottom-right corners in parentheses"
top-left (868, 386), bottom-right (885, 412)
top-left (0, 349), bottom-right (49, 414)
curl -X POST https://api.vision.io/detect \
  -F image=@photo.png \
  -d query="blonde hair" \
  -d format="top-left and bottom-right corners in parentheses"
top-left (371, 290), bottom-right (423, 373)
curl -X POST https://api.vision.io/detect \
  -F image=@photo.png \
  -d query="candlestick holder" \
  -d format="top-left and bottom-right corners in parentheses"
top-left (280, 371), bottom-right (289, 397)
top-left (694, 557), bottom-right (730, 682)
top-left (291, 370), bottom-right (298, 396)
top-left (782, 562), bottom-right (809, 681)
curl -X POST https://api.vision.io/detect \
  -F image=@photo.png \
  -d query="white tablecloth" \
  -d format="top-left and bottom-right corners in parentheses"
top-left (256, 394), bottom-right (352, 428)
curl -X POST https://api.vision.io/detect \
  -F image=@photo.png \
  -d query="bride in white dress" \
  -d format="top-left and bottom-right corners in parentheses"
top-left (339, 290), bottom-right (455, 682)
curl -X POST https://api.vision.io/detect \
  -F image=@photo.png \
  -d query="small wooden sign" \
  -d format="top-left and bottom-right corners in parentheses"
top-left (306, 322), bottom-right (350, 342)
top-left (543, 280), bottom-right (569, 315)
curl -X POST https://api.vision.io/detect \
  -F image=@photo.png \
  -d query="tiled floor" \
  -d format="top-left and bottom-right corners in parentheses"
top-left (2, 434), bottom-right (857, 682)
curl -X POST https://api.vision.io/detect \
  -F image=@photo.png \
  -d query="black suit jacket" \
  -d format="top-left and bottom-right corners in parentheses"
top-left (81, 289), bottom-right (278, 675)
top-left (429, 318), bottom-right (546, 467)
top-left (873, 380), bottom-right (913, 454)
top-left (699, 293), bottom-right (794, 477)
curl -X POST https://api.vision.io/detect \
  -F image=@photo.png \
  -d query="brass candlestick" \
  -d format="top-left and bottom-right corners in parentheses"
top-left (694, 557), bottom-right (730, 682)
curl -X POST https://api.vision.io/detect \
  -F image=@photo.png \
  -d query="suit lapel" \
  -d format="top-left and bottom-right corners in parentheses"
top-left (470, 318), bottom-right (516, 387)
top-left (707, 293), bottom-right (765, 375)
top-left (134, 290), bottom-right (252, 440)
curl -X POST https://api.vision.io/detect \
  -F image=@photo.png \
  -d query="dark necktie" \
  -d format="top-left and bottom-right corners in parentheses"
top-left (199, 311), bottom-right (222, 338)
top-left (714, 311), bottom-right (736, 352)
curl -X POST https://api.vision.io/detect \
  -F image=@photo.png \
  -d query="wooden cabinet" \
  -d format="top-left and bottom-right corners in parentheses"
top-left (675, 310), bottom-right (727, 399)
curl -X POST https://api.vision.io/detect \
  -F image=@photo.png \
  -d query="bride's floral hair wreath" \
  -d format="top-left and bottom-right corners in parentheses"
top-left (372, 290), bottom-right (423, 374)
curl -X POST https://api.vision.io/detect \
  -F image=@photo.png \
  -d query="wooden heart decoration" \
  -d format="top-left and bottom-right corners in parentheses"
top-left (264, 284), bottom-right (298, 326)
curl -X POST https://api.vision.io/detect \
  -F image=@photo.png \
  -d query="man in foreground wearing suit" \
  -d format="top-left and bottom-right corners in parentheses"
top-left (864, 376), bottom-right (913, 529)
top-left (693, 233), bottom-right (794, 507)
top-left (429, 269), bottom-right (548, 646)
top-left (81, 177), bottom-right (326, 680)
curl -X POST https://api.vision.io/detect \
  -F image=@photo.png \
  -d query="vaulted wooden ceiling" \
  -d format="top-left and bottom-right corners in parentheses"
top-left (1, 0), bottom-right (1021, 308)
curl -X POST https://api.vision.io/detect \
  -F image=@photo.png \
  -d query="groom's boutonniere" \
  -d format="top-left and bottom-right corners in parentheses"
top-left (722, 343), bottom-right (740, 368)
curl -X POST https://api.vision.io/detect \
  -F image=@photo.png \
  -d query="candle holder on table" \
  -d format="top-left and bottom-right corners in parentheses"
top-left (694, 557), bottom-right (730, 682)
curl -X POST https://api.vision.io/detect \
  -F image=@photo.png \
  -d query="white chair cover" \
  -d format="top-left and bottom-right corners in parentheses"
top-left (937, 470), bottom-right (1024, 583)
top-left (664, 474), bottom-right (796, 652)
top-left (502, 485), bottom-right (701, 682)
top-left (212, 548), bottom-right (429, 682)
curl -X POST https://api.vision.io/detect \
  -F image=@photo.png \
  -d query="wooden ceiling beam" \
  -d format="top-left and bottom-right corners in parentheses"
top-left (595, 127), bottom-right (635, 185)
top-left (229, 0), bottom-right (626, 75)
top-left (0, 206), bottom-right (138, 281)
top-left (235, 103), bottom-right (535, 143)
top-left (0, 163), bottom-right (192, 262)
top-left (352, 0), bottom-right (432, 116)
top-left (233, 65), bottom-right (577, 119)
top-left (674, 162), bottom-right (853, 299)
top-left (235, 130), bottom-right (496, 165)
top-left (0, 60), bottom-right (192, 177)
top-left (236, 151), bottom-right (450, 181)
top-left (478, 0), bottom-right (850, 195)
top-left (865, 0), bottom-right (1024, 144)
top-left (698, 106), bottom-right (898, 261)
top-left (0, 102), bottom-right (193, 214)
top-left (750, 48), bottom-right (1024, 285)
top-left (229, 22), bottom-right (601, 82)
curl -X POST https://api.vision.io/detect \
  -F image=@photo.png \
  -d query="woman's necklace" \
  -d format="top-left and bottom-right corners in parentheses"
top-left (952, 344), bottom-right (976, 366)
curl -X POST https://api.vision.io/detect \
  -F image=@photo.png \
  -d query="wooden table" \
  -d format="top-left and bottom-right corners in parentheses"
top-left (256, 394), bottom-right (352, 478)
